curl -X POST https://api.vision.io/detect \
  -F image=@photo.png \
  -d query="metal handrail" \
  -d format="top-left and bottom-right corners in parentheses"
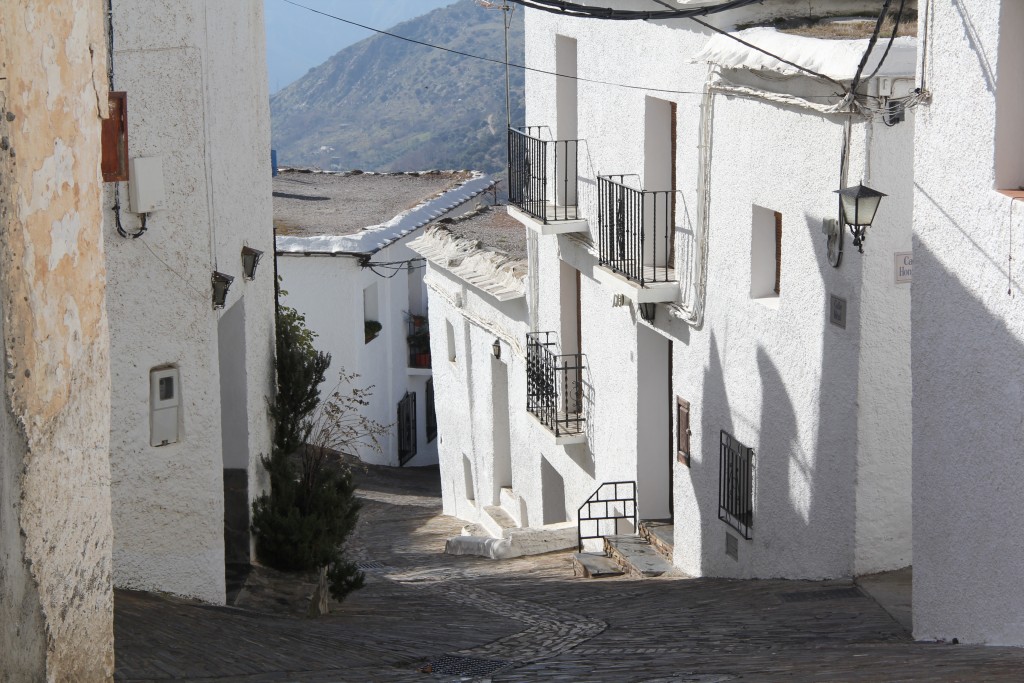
top-left (508, 127), bottom-right (581, 223)
top-left (577, 481), bottom-right (638, 552)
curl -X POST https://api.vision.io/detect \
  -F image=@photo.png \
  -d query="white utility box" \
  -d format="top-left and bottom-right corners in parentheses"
top-left (129, 156), bottom-right (166, 213)
top-left (150, 367), bottom-right (180, 447)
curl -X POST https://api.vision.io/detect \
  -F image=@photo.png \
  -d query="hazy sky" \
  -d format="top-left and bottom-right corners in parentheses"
top-left (265, 0), bottom-right (458, 93)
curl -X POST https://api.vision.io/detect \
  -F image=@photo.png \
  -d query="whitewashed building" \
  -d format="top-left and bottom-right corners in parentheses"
top-left (911, 0), bottom-right (1024, 647)
top-left (422, 1), bottom-right (920, 580)
top-left (275, 169), bottom-right (495, 467)
top-left (104, 0), bottom-right (276, 604)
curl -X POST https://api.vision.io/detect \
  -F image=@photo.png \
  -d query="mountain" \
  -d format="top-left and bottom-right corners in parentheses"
top-left (270, 0), bottom-right (524, 174)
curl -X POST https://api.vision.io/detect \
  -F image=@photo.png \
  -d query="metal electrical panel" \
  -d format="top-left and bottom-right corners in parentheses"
top-left (150, 367), bottom-right (180, 447)
top-left (129, 156), bottom-right (166, 213)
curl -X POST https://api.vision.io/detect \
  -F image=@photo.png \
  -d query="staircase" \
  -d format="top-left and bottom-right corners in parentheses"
top-left (573, 516), bottom-right (675, 579)
top-left (445, 487), bottom-right (578, 559)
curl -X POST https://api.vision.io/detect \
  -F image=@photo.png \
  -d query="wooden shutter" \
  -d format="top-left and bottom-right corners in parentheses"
top-left (677, 397), bottom-right (691, 467)
top-left (102, 92), bottom-right (129, 182)
top-left (773, 211), bottom-right (782, 295)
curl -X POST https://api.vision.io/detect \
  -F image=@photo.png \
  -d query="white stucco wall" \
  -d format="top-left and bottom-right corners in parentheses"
top-left (106, 0), bottom-right (275, 604)
top-left (912, 0), bottom-right (1024, 647)
top-left (516, 5), bottom-right (913, 579)
top-left (278, 235), bottom-right (440, 467)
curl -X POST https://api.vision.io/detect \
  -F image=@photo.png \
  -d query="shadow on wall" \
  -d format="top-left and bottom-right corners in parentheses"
top-left (910, 234), bottom-right (1024, 642)
top-left (695, 208), bottom-right (863, 578)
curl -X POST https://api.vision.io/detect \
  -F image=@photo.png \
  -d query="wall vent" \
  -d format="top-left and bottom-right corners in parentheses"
top-left (726, 532), bottom-right (738, 560)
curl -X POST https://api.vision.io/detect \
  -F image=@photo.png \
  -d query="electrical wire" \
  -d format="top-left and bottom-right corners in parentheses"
top-left (863, 0), bottom-right (907, 82)
top-left (278, 0), bottom-right (846, 100)
top-left (504, 0), bottom-right (766, 20)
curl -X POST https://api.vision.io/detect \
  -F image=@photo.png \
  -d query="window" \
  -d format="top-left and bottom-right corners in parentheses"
top-left (425, 378), bottom-right (437, 443)
top-left (995, 0), bottom-right (1024, 190)
top-left (676, 397), bottom-right (691, 467)
top-left (446, 320), bottom-right (456, 362)
top-left (750, 206), bottom-right (781, 300)
top-left (397, 391), bottom-right (416, 466)
top-left (719, 430), bottom-right (753, 539)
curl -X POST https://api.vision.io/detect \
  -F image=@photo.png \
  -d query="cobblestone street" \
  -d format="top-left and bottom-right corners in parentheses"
top-left (115, 466), bottom-right (1024, 682)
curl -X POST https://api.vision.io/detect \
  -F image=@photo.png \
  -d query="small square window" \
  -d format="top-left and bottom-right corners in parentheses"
top-left (750, 206), bottom-right (781, 301)
top-left (159, 376), bottom-right (174, 401)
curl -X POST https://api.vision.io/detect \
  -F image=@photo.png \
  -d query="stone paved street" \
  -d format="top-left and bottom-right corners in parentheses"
top-left (115, 465), bottom-right (1024, 682)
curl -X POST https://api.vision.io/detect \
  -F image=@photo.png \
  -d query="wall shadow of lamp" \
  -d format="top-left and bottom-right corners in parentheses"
top-left (212, 271), bottom-right (234, 309)
top-left (835, 184), bottom-right (886, 255)
top-left (241, 246), bottom-right (264, 280)
top-left (638, 302), bottom-right (656, 323)
top-left (492, 339), bottom-right (501, 360)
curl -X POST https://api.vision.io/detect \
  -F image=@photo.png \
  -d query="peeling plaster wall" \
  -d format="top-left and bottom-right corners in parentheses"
top-left (0, 2), bottom-right (114, 681)
top-left (912, 0), bottom-right (1024, 647)
top-left (105, 0), bottom-right (274, 604)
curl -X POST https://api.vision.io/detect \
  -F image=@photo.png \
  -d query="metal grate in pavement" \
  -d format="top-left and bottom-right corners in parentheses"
top-left (428, 655), bottom-right (510, 676)
top-left (778, 587), bottom-right (864, 603)
top-left (355, 560), bottom-right (384, 570)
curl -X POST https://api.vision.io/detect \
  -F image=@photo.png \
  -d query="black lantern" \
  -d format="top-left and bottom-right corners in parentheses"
top-left (492, 339), bottom-right (501, 360)
top-left (638, 302), bottom-right (656, 323)
top-left (835, 184), bottom-right (886, 253)
top-left (212, 271), bottom-right (234, 309)
top-left (241, 246), bottom-right (263, 280)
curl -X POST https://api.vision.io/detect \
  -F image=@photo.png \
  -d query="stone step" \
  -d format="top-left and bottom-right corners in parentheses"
top-left (499, 487), bottom-right (520, 524)
top-left (638, 519), bottom-right (674, 561)
top-left (480, 505), bottom-right (518, 539)
top-left (573, 552), bottom-right (624, 578)
top-left (604, 534), bottom-right (673, 578)
top-left (446, 520), bottom-right (577, 560)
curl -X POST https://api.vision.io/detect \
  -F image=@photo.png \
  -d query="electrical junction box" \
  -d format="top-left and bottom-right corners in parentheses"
top-left (150, 367), bottom-right (180, 447)
top-left (129, 156), bottom-right (166, 213)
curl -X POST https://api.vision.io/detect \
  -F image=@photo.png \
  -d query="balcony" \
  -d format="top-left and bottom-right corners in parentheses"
top-left (406, 314), bottom-right (432, 375)
top-left (507, 127), bottom-right (588, 234)
top-left (526, 332), bottom-right (586, 445)
top-left (595, 175), bottom-right (679, 304)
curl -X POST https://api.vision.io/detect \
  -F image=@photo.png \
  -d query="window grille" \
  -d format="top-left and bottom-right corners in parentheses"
top-left (398, 391), bottom-right (416, 466)
top-left (425, 379), bottom-right (437, 443)
top-left (719, 430), bottom-right (753, 539)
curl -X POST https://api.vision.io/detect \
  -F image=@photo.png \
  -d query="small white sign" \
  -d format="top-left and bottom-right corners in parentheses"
top-left (895, 252), bottom-right (913, 284)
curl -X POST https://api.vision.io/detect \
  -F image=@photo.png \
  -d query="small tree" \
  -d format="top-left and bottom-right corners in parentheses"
top-left (252, 298), bottom-right (386, 612)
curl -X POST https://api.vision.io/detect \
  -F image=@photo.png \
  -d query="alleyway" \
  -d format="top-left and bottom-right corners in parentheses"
top-left (115, 465), bottom-right (1024, 682)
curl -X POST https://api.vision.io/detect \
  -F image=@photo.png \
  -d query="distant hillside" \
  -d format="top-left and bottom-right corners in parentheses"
top-left (270, 0), bottom-right (524, 173)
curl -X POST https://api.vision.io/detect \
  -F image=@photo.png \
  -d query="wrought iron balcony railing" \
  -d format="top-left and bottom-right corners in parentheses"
top-left (508, 127), bottom-right (580, 223)
top-left (526, 332), bottom-right (585, 438)
top-left (598, 175), bottom-right (676, 286)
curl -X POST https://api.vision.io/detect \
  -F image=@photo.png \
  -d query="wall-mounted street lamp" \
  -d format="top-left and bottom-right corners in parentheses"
top-left (241, 246), bottom-right (264, 280)
top-left (212, 271), bottom-right (234, 309)
top-left (835, 184), bottom-right (886, 254)
top-left (492, 338), bottom-right (501, 360)
top-left (638, 302), bottom-right (656, 323)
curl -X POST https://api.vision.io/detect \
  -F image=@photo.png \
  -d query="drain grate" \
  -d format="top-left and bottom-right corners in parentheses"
top-left (778, 587), bottom-right (864, 603)
top-left (355, 560), bottom-right (384, 570)
top-left (428, 655), bottom-right (510, 677)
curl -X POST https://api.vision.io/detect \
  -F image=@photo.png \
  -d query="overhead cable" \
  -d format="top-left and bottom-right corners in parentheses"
top-left (504, 0), bottom-right (766, 20)
top-left (278, 0), bottom-right (845, 100)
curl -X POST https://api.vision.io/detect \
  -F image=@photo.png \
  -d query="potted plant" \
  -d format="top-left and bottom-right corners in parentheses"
top-left (364, 320), bottom-right (382, 344)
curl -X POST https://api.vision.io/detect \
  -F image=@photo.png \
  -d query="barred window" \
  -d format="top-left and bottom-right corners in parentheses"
top-left (719, 430), bottom-right (753, 539)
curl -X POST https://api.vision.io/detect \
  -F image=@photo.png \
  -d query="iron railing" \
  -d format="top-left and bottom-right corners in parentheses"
top-left (598, 175), bottom-right (675, 286)
top-left (577, 481), bottom-right (638, 552)
top-left (397, 391), bottom-right (417, 466)
top-left (406, 315), bottom-right (431, 369)
top-left (526, 332), bottom-right (585, 438)
top-left (719, 430), bottom-right (753, 539)
top-left (508, 127), bottom-right (580, 223)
